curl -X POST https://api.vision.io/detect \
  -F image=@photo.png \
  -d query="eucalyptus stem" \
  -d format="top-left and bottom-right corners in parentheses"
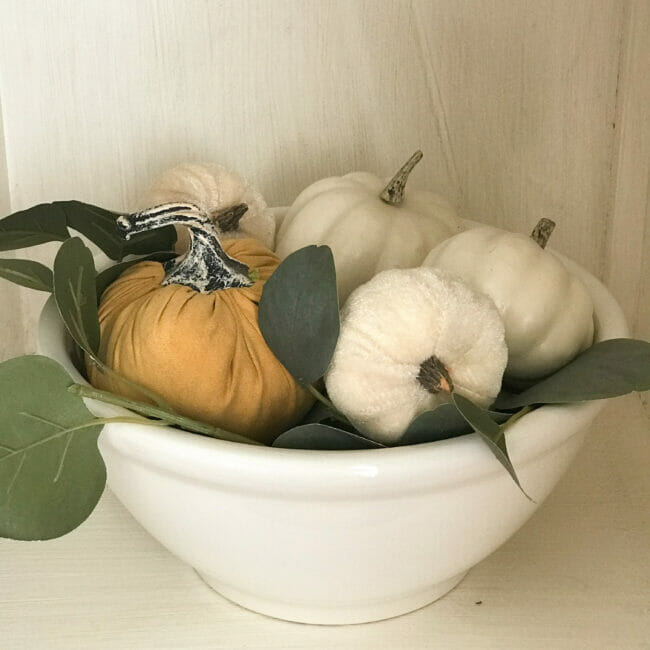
top-left (0, 415), bottom-right (170, 464)
top-left (69, 383), bottom-right (262, 445)
top-left (307, 384), bottom-right (351, 425)
top-left (502, 406), bottom-right (533, 431)
top-left (489, 406), bottom-right (534, 445)
top-left (86, 351), bottom-right (176, 413)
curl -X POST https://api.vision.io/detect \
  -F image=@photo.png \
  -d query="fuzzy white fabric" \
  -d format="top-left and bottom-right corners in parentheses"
top-left (325, 267), bottom-right (507, 444)
top-left (139, 162), bottom-right (276, 250)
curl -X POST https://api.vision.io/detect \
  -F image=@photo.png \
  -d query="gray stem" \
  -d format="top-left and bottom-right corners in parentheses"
top-left (117, 203), bottom-right (252, 293)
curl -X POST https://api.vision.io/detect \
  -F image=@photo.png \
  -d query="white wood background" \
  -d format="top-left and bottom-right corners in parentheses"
top-left (0, 1), bottom-right (648, 647)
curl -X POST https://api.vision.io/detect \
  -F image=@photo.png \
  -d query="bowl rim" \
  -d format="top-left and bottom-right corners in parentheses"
top-left (36, 224), bottom-right (629, 497)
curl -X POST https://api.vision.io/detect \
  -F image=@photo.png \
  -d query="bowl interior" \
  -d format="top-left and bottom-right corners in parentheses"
top-left (36, 223), bottom-right (629, 496)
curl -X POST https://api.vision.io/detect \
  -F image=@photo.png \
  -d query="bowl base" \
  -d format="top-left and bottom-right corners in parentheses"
top-left (195, 570), bottom-right (468, 625)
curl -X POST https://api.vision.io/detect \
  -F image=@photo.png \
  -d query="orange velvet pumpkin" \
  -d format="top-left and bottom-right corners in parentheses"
top-left (87, 203), bottom-right (313, 444)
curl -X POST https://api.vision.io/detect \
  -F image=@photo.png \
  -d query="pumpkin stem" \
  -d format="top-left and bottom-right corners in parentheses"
top-left (530, 218), bottom-right (556, 249)
top-left (417, 355), bottom-right (454, 395)
top-left (117, 203), bottom-right (253, 293)
top-left (379, 150), bottom-right (423, 206)
top-left (213, 203), bottom-right (248, 233)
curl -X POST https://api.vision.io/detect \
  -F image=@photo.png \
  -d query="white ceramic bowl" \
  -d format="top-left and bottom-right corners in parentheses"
top-left (38, 250), bottom-right (628, 625)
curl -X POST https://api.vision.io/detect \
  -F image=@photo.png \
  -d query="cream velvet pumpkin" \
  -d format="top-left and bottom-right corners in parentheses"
top-left (275, 152), bottom-right (463, 304)
top-left (140, 162), bottom-right (276, 249)
top-left (324, 267), bottom-right (508, 444)
top-left (423, 222), bottom-right (595, 382)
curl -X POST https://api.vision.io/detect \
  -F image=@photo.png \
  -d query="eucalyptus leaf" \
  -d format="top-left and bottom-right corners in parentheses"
top-left (0, 258), bottom-right (53, 292)
top-left (452, 393), bottom-right (531, 500)
top-left (258, 245), bottom-right (339, 386)
top-left (0, 355), bottom-right (106, 540)
top-left (69, 384), bottom-right (260, 445)
top-left (0, 203), bottom-right (70, 251)
top-left (61, 201), bottom-right (177, 260)
top-left (53, 237), bottom-right (100, 356)
top-left (273, 423), bottom-right (384, 450)
top-left (96, 251), bottom-right (177, 299)
top-left (495, 338), bottom-right (650, 410)
top-left (299, 400), bottom-right (337, 426)
top-left (400, 403), bottom-right (511, 446)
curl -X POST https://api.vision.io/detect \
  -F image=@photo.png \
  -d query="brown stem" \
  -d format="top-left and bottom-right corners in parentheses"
top-left (417, 355), bottom-right (454, 394)
top-left (213, 203), bottom-right (248, 233)
top-left (379, 150), bottom-right (423, 206)
top-left (530, 218), bottom-right (556, 249)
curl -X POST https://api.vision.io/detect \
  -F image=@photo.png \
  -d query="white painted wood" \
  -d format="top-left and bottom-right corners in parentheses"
top-left (0, 94), bottom-right (26, 360)
top-left (1, 395), bottom-right (648, 648)
top-left (0, 0), bottom-right (640, 352)
top-left (605, 0), bottom-right (650, 340)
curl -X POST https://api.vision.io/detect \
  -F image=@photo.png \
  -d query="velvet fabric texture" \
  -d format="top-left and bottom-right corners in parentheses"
top-left (87, 238), bottom-right (313, 444)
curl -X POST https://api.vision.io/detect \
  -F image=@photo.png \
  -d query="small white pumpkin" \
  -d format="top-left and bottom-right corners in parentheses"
top-left (423, 219), bottom-right (595, 382)
top-left (324, 267), bottom-right (508, 444)
top-left (139, 162), bottom-right (276, 249)
top-left (275, 151), bottom-right (463, 304)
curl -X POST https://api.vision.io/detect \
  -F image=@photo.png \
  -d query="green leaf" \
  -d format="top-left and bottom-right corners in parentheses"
top-left (400, 403), bottom-right (511, 445)
top-left (0, 355), bottom-right (106, 540)
top-left (122, 221), bottom-right (177, 258)
top-left (53, 237), bottom-right (100, 356)
top-left (299, 400), bottom-right (337, 426)
top-left (69, 383), bottom-right (261, 446)
top-left (96, 251), bottom-right (177, 299)
top-left (0, 258), bottom-right (53, 292)
top-left (495, 338), bottom-right (650, 410)
top-left (452, 393), bottom-right (532, 501)
top-left (273, 423), bottom-right (384, 450)
top-left (258, 245), bottom-right (339, 386)
top-left (61, 201), bottom-right (177, 261)
top-left (0, 203), bottom-right (70, 251)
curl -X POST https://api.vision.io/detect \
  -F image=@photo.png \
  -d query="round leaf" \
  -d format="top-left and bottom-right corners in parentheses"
top-left (0, 356), bottom-right (106, 540)
top-left (258, 245), bottom-right (339, 386)
top-left (495, 338), bottom-right (650, 410)
top-left (53, 237), bottom-right (100, 356)
top-left (400, 403), bottom-right (511, 445)
top-left (273, 423), bottom-right (384, 450)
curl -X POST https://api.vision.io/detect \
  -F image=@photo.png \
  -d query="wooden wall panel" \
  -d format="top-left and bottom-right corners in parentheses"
top-left (605, 0), bottom-right (650, 341)
top-left (0, 0), bottom-right (645, 354)
top-left (0, 94), bottom-right (26, 359)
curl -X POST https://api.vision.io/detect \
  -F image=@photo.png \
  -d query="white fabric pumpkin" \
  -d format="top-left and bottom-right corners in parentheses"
top-left (423, 222), bottom-right (594, 382)
top-left (324, 267), bottom-right (507, 444)
top-left (275, 152), bottom-right (463, 304)
top-left (139, 162), bottom-right (276, 249)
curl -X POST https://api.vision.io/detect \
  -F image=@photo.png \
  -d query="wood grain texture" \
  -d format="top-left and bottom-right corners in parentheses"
top-left (0, 0), bottom-right (643, 354)
top-left (605, 0), bottom-right (650, 340)
top-left (0, 395), bottom-right (648, 648)
top-left (0, 94), bottom-right (26, 360)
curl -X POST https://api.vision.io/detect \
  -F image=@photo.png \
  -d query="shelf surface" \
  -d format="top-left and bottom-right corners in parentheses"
top-left (1, 394), bottom-right (648, 649)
